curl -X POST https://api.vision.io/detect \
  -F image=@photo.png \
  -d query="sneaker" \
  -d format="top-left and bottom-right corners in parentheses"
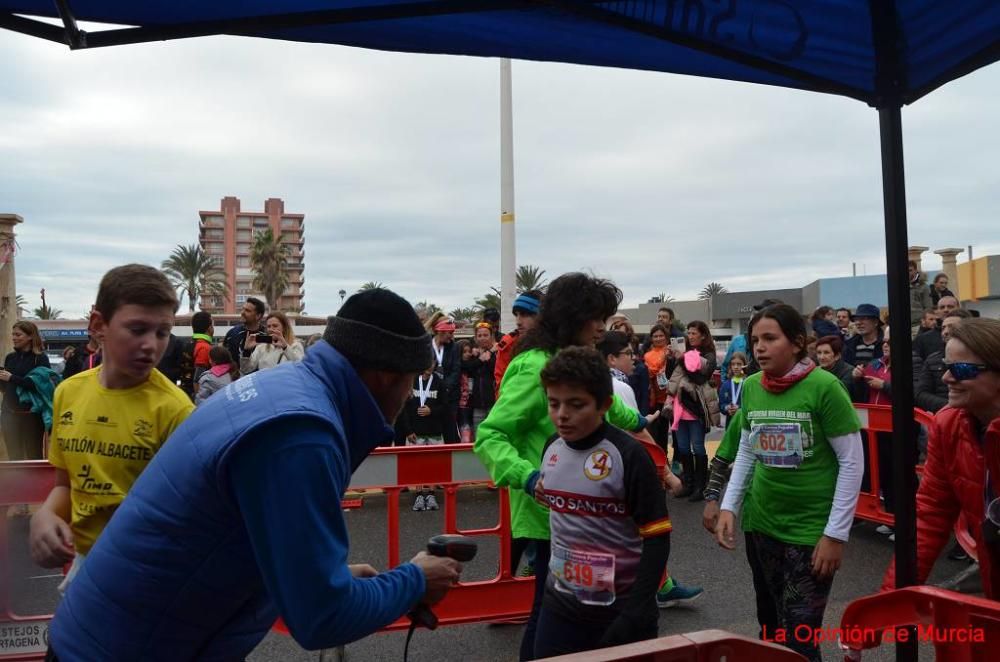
top-left (424, 494), bottom-right (439, 511)
top-left (875, 525), bottom-right (894, 536)
top-left (412, 494), bottom-right (426, 511)
top-left (656, 581), bottom-right (704, 608)
top-left (518, 563), bottom-right (535, 578)
top-left (947, 544), bottom-right (970, 562)
top-left (888, 533), bottom-right (895, 542)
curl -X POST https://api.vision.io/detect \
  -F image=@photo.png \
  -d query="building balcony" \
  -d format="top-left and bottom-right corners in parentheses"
top-left (286, 262), bottom-right (304, 270)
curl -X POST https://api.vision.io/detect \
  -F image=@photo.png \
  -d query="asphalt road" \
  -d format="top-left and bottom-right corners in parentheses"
top-left (6, 485), bottom-right (978, 662)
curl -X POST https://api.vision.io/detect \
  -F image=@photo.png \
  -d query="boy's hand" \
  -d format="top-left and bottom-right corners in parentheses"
top-left (417, 405), bottom-right (431, 417)
top-left (29, 509), bottom-right (75, 568)
top-left (811, 536), bottom-right (844, 579)
top-left (664, 472), bottom-right (683, 497)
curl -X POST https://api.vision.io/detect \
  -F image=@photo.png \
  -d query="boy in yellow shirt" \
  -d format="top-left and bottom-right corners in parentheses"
top-left (29, 264), bottom-right (194, 586)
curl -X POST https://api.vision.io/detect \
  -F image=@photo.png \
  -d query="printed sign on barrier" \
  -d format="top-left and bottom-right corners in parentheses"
top-left (0, 619), bottom-right (49, 657)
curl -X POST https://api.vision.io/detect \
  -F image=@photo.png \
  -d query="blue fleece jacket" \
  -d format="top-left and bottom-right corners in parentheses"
top-left (51, 343), bottom-right (425, 660)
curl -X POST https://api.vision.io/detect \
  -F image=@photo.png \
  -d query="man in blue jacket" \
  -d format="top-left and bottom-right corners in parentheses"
top-left (49, 289), bottom-right (463, 661)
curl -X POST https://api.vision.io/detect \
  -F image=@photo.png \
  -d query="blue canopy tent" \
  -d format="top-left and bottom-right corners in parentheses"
top-left (2, 2), bottom-right (999, 657)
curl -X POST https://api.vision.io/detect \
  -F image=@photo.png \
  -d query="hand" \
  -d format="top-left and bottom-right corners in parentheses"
top-left (0, 370), bottom-right (10, 382)
top-left (866, 377), bottom-right (885, 390)
top-left (715, 510), bottom-right (737, 550)
top-left (852, 365), bottom-right (864, 380)
top-left (349, 563), bottom-right (379, 578)
top-left (29, 509), bottom-right (75, 568)
top-left (702, 501), bottom-right (721, 533)
top-left (417, 405), bottom-right (431, 417)
top-left (644, 409), bottom-right (660, 426)
top-left (726, 404), bottom-right (738, 416)
top-left (533, 476), bottom-right (547, 506)
top-left (811, 536), bottom-right (844, 579)
top-left (410, 551), bottom-right (462, 606)
top-left (244, 333), bottom-right (257, 350)
top-left (664, 472), bottom-right (683, 497)
top-left (672, 349), bottom-right (685, 360)
top-left (478, 351), bottom-right (491, 362)
top-left (272, 333), bottom-right (287, 349)
top-left (406, 433), bottom-right (418, 444)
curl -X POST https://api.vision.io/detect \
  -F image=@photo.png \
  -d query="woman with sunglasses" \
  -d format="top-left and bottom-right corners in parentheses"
top-left (882, 318), bottom-right (1000, 599)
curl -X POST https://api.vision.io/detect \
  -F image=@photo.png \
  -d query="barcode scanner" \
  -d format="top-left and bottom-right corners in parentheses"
top-left (408, 535), bottom-right (478, 630)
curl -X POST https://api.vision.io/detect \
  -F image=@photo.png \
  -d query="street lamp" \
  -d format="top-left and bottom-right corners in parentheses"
top-left (338, 289), bottom-right (346, 308)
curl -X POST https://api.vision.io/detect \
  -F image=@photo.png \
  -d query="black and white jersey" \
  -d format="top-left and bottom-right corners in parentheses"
top-left (539, 423), bottom-right (670, 618)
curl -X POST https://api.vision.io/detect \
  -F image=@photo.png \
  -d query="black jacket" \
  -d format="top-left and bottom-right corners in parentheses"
top-left (1, 350), bottom-right (50, 411)
top-left (825, 359), bottom-right (855, 395)
top-left (463, 350), bottom-right (496, 411)
top-left (395, 374), bottom-right (447, 439)
top-left (434, 341), bottom-right (461, 406)
top-left (913, 327), bottom-right (944, 362)
top-left (63, 344), bottom-right (101, 379)
top-left (914, 349), bottom-right (949, 413)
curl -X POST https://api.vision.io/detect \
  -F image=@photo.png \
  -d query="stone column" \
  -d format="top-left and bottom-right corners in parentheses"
top-left (0, 214), bottom-right (23, 360)
top-left (908, 245), bottom-right (930, 271)
top-left (934, 248), bottom-right (964, 299)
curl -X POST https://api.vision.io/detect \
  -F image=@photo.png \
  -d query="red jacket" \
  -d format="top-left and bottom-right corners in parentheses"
top-left (882, 407), bottom-right (1000, 599)
top-left (493, 332), bottom-right (518, 397)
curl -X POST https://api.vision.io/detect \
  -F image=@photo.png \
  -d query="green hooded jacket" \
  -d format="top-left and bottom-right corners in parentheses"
top-left (473, 348), bottom-right (641, 540)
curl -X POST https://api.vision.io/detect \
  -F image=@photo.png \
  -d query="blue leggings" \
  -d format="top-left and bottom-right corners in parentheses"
top-left (675, 419), bottom-right (706, 455)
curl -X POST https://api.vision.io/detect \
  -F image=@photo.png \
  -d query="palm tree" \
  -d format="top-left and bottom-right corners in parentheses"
top-left (414, 301), bottom-right (442, 318)
top-left (15, 294), bottom-right (28, 318)
top-left (161, 244), bottom-right (229, 312)
top-left (33, 304), bottom-right (62, 320)
top-left (475, 287), bottom-right (502, 311)
top-left (699, 282), bottom-right (729, 300)
top-left (516, 265), bottom-right (547, 293)
top-left (249, 228), bottom-right (291, 312)
top-left (358, 281), bottom-right (384, 292)
top-left (449, 306), bottom-right (479, 323)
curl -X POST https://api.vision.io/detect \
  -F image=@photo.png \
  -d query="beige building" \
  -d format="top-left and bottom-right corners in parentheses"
top-left (198, 197), bottom-right (305, 314)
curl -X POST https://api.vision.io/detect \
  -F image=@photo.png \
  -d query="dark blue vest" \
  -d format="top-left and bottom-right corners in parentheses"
top-left (51, 343), bottom-right (390, 661)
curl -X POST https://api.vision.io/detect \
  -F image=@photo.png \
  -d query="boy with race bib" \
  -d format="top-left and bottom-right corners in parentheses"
top-left (531, 347), bottom-right (671, 657)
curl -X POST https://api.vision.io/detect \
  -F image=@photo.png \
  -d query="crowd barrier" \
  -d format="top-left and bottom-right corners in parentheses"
top-left (852, 404), bottom-right (977, 560)
top-left (0, 461), bottom-right (55, 661)
top-left (536, 628), bottom-right (807, 661)
top-left (839, 586), bottom-right (1000, 661)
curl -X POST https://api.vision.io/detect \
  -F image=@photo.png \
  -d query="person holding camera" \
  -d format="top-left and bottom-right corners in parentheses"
top-left (224, 296), bottom-right (266, 370)
top-left (240, 311), bottom-right (305, 374)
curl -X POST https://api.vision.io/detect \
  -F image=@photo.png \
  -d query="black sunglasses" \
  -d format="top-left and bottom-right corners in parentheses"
top-left (943, 361), bottom-right (993, 381)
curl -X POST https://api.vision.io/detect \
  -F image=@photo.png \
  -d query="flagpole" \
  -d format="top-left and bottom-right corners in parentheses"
top-left (500, 58), bottom-right (517, 333)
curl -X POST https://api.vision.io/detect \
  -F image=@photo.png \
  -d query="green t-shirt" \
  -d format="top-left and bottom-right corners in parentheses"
top-left (739, 368), bottom-right (860, 546)
top-left (474, 348), bottom-right (641, 540)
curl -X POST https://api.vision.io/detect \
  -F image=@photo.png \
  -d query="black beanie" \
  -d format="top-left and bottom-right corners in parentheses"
top-left (324, 289), bottom-right (432, 373)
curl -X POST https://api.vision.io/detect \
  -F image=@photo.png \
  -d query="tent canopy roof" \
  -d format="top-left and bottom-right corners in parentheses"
top-left (2, 1), bottom-right (998, 106)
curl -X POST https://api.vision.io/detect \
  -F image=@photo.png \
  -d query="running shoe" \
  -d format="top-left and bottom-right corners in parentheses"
top-left (656, 581), bottom-right (704, 608)
top-left (424, 494), bottom-right (439, 511)
top-left (888, 533), bottom-right (895, 542)
top-left (875, 525), bottom-right (894, 536)
top-left (412, 494), bottom-right (426, 512)
top-left (518, 563), bottom-right (535, 578)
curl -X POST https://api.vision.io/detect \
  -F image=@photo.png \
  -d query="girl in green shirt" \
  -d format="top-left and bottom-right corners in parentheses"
top-left (716, 304), bottom-right (862, 662)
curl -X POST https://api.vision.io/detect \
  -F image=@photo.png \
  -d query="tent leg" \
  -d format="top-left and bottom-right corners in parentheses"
top-left (877, 103), bottom-right (919, 662)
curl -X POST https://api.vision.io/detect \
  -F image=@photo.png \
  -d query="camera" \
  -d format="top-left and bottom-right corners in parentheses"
top-left (254, 332), bottom-right (272, 344)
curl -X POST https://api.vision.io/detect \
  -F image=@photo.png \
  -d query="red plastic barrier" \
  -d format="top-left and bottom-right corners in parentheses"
top-left (839, 586), bottom-right (1000, 661)
top-left (0, 461), bottom-right (57, 662)
top-left (851, 404), bottom-right (977, 560)
top-left (536, 628), bottom-right (807, 661)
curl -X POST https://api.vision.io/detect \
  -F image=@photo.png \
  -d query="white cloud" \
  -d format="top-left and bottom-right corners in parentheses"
top-left (1, 29), bottom-right (998, 318)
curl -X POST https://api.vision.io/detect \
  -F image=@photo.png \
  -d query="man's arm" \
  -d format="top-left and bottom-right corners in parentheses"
top-left (228, 418), bottom-right (432, 650)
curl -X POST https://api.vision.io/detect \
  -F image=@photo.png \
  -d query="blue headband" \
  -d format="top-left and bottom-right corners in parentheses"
top-left (512, 294), bottom-right (540, 314)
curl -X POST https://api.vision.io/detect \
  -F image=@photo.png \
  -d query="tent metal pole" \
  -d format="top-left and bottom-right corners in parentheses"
top-left (877, 102), bottom-right (919, 662)
top-left (499, 58), bottom-right (517, 333)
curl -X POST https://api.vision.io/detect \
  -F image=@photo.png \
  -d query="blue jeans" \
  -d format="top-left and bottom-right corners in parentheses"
top-left (675, 419), bottom-right (706, 455)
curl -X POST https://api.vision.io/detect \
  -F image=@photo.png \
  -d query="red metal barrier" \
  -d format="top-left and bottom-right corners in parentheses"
top-left (851, 404), bottom-right (977, 561)
top-left (839, 586), bottom-right (1000, 661)
top-left (536, 628), bottom-right (807, 661)
top-left (0, 461), bottom-right (56, 661)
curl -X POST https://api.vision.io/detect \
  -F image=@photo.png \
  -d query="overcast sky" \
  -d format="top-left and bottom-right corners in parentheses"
top-left (2, 29), bottom-right (998, 319)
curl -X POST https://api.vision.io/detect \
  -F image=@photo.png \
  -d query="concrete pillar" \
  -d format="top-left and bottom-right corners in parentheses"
top-left (934, 247), bottom-right (964, 299)
top-left (0, 214), bottom-right (23, 361)
top-left (908, 245), bottom-right (930, 270)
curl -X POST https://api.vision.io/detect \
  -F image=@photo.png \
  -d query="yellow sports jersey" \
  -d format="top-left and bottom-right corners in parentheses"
top-left (48, 367), bottom-right (194, 555)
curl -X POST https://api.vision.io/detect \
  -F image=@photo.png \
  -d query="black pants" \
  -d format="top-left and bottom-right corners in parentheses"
top-left (1, 407), bottom-right (45, 460)
top-left (533, 604), bottom-right (657, 659)
top-left (509, 538), bottom-right (551, 661)
top-left (876, 431), bottom-right (895, 513)
top-left (745, 532), bottom-right (833, 662)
